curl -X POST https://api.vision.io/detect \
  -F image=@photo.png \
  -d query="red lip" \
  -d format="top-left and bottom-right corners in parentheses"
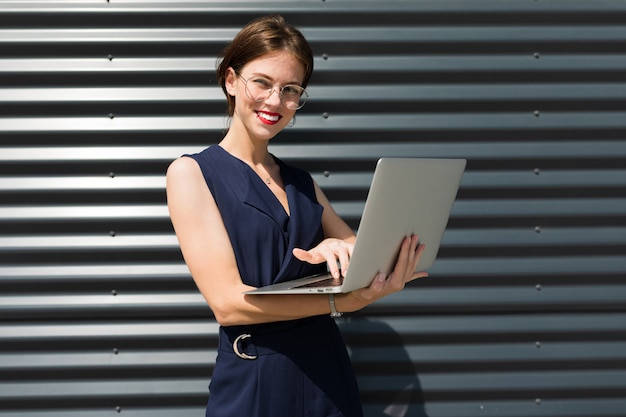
top-left (256, 111), bottom-right (282, 125)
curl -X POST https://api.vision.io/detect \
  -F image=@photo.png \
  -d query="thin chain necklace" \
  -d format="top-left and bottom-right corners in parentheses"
top-left (262, 153), bottom-right (274, 185)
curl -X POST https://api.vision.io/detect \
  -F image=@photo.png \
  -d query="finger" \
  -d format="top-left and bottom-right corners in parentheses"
top-left (359, 272), bottom-right (386, 300)
top-left (292, 247), bottom-right (325, 264)
top-left (406, 235), bottom-right (421, 273)
top-left (384, 236), bottom-right (418, 290)
top-left (407, 271), bottom-right (429, 283)
top-left (405, 234), bottom-right (416, 251)
top-left (323, 240), bottom-right (352, 279)
top-left (337, 247), bottom-right (351, 277)
top-left (405, 242), bottom-right (428, 282)
top-left (401, 235), bottom-right (423, 274)
top-left (292, 248), bottom-right (313, 262)
top-left (327, 261), bottom-right (341, 279)
top-left (313, 246), bottom-right (340, 279)
top-left (347, 243), bottom-right (354, 258)
top-left (390, 236), bottom-right (413, 281)
top-left (406, 240), bottom-right (426, 277)
top-left (414, 240), bottom-right (426, 260)
top-left (404, 235), bottom-right (417, 267)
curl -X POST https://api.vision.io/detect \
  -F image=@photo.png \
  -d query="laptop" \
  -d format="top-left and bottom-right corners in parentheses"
top-left (245, 157), bottom-right (466, 295)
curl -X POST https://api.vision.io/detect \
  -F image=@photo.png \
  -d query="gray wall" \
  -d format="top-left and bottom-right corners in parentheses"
top-left (1, 1), bottom-right (626, 416)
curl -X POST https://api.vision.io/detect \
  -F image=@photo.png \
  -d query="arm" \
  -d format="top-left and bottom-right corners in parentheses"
top-left (292, 181), bottom-right (356, 279)
top-left (167, 158), bottom-right (427, 326)
top-left (166, 157), bottom-right (343, 326)
top-left (294, 181), bottom-right (429, 315)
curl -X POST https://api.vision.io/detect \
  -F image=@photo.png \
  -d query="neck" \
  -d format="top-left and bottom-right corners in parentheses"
top-left (218, 134), bottom-right (277, 188)
top-left (219, 134), bottom-right (270, 166)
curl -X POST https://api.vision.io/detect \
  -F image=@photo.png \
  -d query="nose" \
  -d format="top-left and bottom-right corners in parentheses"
top-left (263, 88), bottom-right (283, 107)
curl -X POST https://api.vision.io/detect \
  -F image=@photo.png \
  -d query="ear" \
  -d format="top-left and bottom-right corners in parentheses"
top-left (225, 67), bottom-right (237, 97)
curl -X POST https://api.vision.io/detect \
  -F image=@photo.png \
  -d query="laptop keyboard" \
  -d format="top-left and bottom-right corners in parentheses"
top-left (295, 276), bottom-right (343, 289)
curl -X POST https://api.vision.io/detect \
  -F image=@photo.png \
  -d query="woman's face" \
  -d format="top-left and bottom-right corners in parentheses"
top-left (226, 51), bottom-right (305, 142)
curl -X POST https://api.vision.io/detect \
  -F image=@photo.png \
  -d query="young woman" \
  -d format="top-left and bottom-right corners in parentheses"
top-left (166, 14), bottom-right (428, 417)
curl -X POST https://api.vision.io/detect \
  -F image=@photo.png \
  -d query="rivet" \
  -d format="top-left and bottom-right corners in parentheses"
top-left (533, 52), bottom-right (540, 59)
top-left (107, 54), bottom-right (114, 61)
top-left (110, 230), bottom-right (116, 237)
top-left (535, 284), bottom-right (542, 291)
top-left (533, 168), bottom-right (541, 175)
top-left (323, 171), bottom-right (330, 177)
top-left (534, 110), bottom-right (540, 117)
top-left (113, 348), bottom-right (119, 354)
top-left (535, 398), bottom-right (542, 405)
top-left (322, 53), bottom-right (329, 60)
top-left (111, 290), bottom-right (118, 296)
top-left (108, 113), bottom-right (115, 119)
top-left (534, 226), bottom-right (541, 233)
top-left (116, 406), bottom-right (122, 413)
top-left (109, 172), bottom-right (115, 178)
top-left (322, 112), bottom-right (329, 119)
top-left (535, 341), bottom-right (542, 348)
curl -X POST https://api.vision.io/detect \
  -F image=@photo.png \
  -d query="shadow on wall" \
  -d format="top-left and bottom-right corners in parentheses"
top-left (339, 318), bottom-right (429, 417)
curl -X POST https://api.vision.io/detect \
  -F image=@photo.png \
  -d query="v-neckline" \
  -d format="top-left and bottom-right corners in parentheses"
top-left (217, 145), bottom-right (291, 219)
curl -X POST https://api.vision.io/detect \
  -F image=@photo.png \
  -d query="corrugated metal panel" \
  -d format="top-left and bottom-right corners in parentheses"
top-left (1, 1), bottom-right (625, 416)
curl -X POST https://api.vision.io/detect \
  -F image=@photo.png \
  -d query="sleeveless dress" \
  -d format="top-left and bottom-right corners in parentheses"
top-left (186, 145), bottom-right (364, 417)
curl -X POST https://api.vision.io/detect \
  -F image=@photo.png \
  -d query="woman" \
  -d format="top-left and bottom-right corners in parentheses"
top-left (166, 14), bottom-right (428, 417)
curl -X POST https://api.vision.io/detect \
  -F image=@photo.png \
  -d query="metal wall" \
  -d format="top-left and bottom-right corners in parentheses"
top-left (1, 1), bottom-right (625, 416)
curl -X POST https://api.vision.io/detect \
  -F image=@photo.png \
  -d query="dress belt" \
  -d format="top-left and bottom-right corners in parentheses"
top-left (219, 316), bottom-right (336, 360)
top-left (231, 333), bottom-right (258, 360)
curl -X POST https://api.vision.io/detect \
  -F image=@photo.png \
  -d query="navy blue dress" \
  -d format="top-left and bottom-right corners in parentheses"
top-left (186, 145), bottom-right (363, 417)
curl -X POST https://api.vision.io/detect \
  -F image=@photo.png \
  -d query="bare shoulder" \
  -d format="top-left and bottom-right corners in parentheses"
top-left (167, 156), bottom-right (199, 179)
top-left (166, 156), bottom-right (206, 192)
top-left (165, 155), bottom-right (213, 218)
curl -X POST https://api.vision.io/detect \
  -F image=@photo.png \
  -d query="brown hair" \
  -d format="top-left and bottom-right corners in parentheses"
top-left (216, 14), bottom-right (314, 117)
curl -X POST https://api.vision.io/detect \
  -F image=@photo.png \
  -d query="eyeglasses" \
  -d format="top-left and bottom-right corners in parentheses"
top-left (237, 73), bottom-right (308, 110)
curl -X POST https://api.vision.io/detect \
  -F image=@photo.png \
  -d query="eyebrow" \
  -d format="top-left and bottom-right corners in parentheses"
top-left (248, 72), bottom-right (303, 87)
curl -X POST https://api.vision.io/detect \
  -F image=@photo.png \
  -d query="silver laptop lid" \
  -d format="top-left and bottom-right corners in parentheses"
top-left (339, 157), bottom-right (466, 292)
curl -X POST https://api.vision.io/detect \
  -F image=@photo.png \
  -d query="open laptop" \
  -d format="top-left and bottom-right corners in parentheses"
top-left (245, 157), bottom-right (466, 295)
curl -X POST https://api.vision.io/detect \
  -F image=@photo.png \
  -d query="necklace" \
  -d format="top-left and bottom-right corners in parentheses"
top-left (263, 154), bottom-right (273, 185)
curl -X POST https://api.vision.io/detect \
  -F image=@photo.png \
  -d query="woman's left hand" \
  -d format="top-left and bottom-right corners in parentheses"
top-left (292, 238), bottom-right (354, 280)
top-left (349, 234), bottom-right (429, 306)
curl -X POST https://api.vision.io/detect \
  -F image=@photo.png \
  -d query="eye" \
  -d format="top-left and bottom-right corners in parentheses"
top-left (283, 85), bottom-right (303, 96)
top-left (251, 77), bottom-right (272, 88)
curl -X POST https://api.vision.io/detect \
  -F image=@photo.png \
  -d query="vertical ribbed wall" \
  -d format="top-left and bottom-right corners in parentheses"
top-left (1, 2), bottom-right (625, 416)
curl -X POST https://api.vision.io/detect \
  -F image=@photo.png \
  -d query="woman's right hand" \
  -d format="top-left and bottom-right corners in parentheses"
top-left (292, 238), bottom-right (354, 280)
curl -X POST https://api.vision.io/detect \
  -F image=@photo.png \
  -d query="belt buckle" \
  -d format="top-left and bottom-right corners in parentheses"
top-left (233, 333), bottom-right (258, 360)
